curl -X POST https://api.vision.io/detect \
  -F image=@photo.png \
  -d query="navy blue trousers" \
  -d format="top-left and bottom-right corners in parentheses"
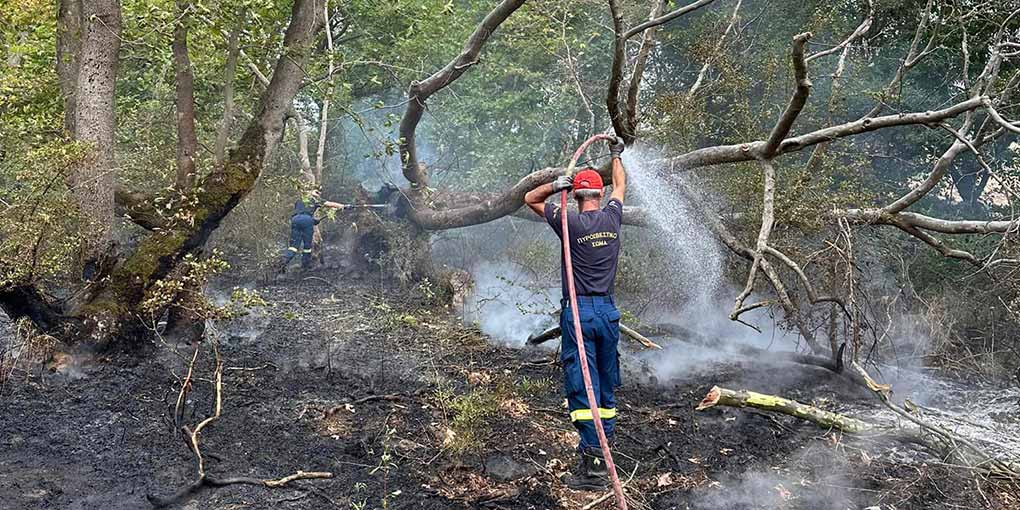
top-left (282, 214), bottom-right (315, 268)
top-left (560, 295), bottom-right (621, 451)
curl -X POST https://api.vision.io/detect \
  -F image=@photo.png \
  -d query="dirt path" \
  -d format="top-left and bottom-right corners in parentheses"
top-left (1, 274), bottom-right (1015, 509)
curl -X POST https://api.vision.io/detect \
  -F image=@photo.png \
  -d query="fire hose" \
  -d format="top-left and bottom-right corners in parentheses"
top-left (561, 134), bottom-right (627, 510)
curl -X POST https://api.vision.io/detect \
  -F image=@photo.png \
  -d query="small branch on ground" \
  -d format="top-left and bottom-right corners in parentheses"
top-left (148, 340), bottom-right (333, 507)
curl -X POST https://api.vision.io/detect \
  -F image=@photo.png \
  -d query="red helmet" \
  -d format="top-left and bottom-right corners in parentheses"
top-left (573, 168), bottom-right (603, 190)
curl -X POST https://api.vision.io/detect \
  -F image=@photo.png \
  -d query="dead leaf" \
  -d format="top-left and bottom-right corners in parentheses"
top-left (657, 472), bottom-right (674, 487)
top-left (442, 427), bottom-right (457, 447)
top-left (467, 371), bottom-right (491, 385)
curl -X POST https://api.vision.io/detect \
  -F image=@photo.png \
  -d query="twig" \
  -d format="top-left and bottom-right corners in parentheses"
top-left (149, 341), bottom-right (334, 507)
top-left (581, 461), bottom-right (641, 510)
top-left (173, 346), bottom-right (201, 437)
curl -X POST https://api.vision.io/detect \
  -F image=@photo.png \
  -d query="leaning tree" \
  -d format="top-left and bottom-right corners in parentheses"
top-left (1, 0), bottom-right (327, 345)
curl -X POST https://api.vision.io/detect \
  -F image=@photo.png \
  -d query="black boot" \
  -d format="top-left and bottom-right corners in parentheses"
top-left (563, 448), bottom-right (608, 491)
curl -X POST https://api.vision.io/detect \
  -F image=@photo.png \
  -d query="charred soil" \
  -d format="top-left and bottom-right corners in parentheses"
top-left (1, 272), bottom-right (1017, 509)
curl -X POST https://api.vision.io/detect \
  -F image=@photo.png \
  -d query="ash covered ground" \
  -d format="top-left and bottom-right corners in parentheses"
top-left (1, 271), bottom-right (1018, 509)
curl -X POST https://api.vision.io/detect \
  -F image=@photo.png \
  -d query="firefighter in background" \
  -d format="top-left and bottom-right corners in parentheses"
top-left (279, 189), bottom-right (347, 272)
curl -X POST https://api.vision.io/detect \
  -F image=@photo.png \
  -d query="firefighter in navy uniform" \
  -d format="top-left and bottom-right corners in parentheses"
top-left (524, 138), bottom-right (627, 490)
top-left (279, 189), bottom-right (347, 273)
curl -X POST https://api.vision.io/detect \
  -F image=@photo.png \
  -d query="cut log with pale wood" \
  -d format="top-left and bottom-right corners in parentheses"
top-left (695, 384), bottom-right (1020, 480)
top-left (696, 385), bottom-right (873, 433)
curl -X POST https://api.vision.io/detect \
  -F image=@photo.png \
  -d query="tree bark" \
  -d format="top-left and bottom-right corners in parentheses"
top-left (57, 0), bottom-right (82, 135)
top-left (696, 385), bottom-right (873, 433)
top-left (213, 28), bottom-right (240, 171)
top-left (172, 0), bottom-right (199, 190)
top-left (71, 0), bottom-right (121, 278)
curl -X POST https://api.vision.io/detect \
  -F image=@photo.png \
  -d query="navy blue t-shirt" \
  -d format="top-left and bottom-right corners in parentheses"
top-left (293, 198), bottom-right (322, 217)
top-left (544, 199), bottom-right (623, 297)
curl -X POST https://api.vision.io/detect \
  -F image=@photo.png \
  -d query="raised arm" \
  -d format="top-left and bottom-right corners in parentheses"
top-left (609, 139), bottom-right (626, 204)
top-left (525, 175), bottom-right (573, 217)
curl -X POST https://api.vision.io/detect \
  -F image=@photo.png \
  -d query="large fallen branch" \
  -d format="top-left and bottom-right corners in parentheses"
top-left (696, 381), bottom-right (1020, 480)
top-left (527, 323), bottom-right (661, 349)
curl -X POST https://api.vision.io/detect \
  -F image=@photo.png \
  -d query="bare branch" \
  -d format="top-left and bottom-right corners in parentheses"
top-left (730, 159), bottom-right (775, 319)
top-left (668, 97), bottom-right (985, 169)
top-left (408, 166), bottom-right (563, 230)
top-left (763, 32), bottom-right (812, 157)
top-left (804, 0), bottom-right (873, 63)
top-left (687, 0), bottom-right (743, 99)
top-left (866, 0), bottom-right (939, 117)
top-left (606, 0), bottom-right (629, 141)
top-left (763, 246), bottom-right (847, 312)
top-left (623, 0), bottom-right (719, 40)
top-left (683, 186), bottom-right (826, 354)
top-left (983, 98), bottom-right (1020, 134)
top-left (398, 0), bottom-right (526, 187)
top-left (839, 208), bottom-right (1019, 235)
top-left (882, 139), bottom-right (969, 214)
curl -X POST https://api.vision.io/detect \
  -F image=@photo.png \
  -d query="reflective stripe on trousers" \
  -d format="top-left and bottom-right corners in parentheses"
top-left (560, 295), bottom-right (621, 451)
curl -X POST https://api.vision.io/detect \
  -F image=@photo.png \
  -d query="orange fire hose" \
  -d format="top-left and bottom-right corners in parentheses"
top-left (561, 134), bottom-right (627, 510)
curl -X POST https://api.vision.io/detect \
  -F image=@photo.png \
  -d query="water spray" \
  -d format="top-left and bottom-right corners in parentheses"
top-left (561, 133), bottom-right (628, 510)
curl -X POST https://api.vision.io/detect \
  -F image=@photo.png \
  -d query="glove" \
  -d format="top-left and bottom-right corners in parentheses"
top-left (609, 137), bottom-right (625, 158)
top-left (551, 175), bottom-right (573, 192)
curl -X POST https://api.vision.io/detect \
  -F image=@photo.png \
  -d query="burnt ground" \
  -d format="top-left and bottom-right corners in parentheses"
top-left (2, 271), bottom-right (1018, 510)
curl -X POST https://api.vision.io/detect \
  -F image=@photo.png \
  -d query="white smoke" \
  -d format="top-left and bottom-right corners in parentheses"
top-left (463, 260), bottom-right (559, 348)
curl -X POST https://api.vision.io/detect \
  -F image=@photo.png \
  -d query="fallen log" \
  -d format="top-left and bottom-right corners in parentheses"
top-left (526, 323), bottom-right (662, 349)
top-left (696, 384), bottom-right (1020, 480)
top-left (619, 324), bottom-right (663, 350)
top-left (526, 325), bottom-right (560, 345)
top-left (696, 385), bottom-right (873, 433)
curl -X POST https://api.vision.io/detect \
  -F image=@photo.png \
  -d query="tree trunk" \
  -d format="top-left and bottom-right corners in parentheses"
top-left (213, 28), bottom-right (240, 170)
top-left (57, 0), bottom-right (82, 135)
top-left (173, 0), bottom-right (198, 190)
top-left (71, 0), bottom-right (121, 279)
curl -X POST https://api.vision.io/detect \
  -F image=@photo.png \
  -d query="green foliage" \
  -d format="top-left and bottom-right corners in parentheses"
top-left (515, 375), bottom-right (553, 397)
top-left (0, 140), bottom-right (85, 287)
top-left (434, 382), bottom-right (501, 453)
